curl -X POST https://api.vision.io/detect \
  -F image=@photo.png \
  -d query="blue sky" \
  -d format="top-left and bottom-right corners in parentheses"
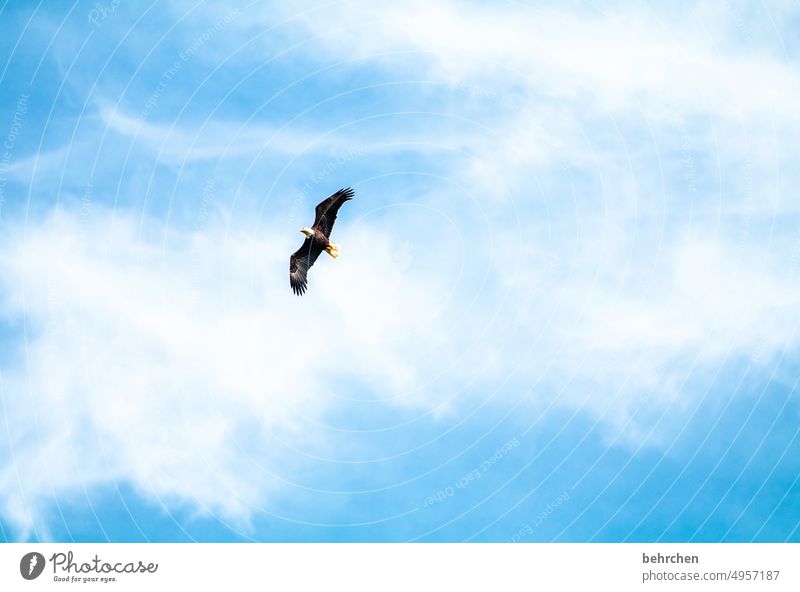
top-left (0, 0), bottom-right (799, 542)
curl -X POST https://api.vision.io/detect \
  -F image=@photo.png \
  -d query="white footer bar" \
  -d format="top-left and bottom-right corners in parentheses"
top-left (1, 543), bottom-right (796, 591)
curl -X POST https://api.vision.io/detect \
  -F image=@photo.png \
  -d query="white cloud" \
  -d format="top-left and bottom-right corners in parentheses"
top-left (98, 105), bottom-right (363, 165)
top-left (256, 0), bottom-right (800, 227)
top-left (1, 193), bottom-right (798, 538)
top-left (0, 208), bottom-right (456, 537)
top-left (289, 0), bottom-right (800, 121)
top-left (489, 228), bottom-right (800, 445)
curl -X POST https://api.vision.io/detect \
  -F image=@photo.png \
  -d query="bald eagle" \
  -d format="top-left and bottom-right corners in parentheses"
top-left (289, 188), bottom-right (354, 295)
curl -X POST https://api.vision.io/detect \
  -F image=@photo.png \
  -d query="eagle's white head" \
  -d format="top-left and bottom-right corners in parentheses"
top-left (299, 227), bottom-right (314, 238)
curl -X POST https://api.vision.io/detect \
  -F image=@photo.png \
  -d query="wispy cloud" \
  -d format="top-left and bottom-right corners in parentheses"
top-left (98, 104), bottom-right (367, 165)
top-left (288, 0), bottom-right (800, 120)
top-left (0, 208), bottom-right (456, 536)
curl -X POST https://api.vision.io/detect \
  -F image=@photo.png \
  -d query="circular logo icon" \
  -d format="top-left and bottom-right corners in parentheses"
top-left (20, 552), bottom-right (45, 580)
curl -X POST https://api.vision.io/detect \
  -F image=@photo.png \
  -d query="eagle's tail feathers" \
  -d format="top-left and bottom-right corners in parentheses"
top-left (325, 242), bottom-right (340, 259)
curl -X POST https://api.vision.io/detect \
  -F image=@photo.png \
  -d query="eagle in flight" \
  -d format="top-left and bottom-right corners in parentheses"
top-left (289, 188), bottom-right (353, 295)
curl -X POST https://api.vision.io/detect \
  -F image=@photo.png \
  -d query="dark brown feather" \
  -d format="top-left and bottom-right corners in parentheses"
top-left (312, 187), bottom-right (354, 238)
top-left (289, 238), bottom-right (324, 296)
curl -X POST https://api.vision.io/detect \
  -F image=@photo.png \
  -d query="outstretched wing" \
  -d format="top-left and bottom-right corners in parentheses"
top-left (312, 187), bottom-right (353, 238)
top-left (289, 238), bottom-right (324, 295)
